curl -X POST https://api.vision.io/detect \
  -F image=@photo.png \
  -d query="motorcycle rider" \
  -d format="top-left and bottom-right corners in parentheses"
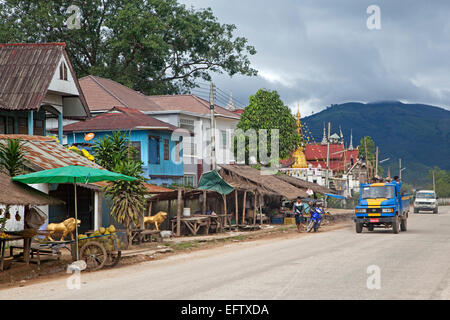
top-left (293, 197), bottom-right (310, 232)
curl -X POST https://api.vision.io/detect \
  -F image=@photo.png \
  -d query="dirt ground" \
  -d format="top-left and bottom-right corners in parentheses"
top-left (0, 213), bottom-right (352, 290)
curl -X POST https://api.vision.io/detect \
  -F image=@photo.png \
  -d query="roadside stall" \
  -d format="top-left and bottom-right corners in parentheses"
top-left (11, 166), bottom-right (136, 271)
top-left (0, 173), bottom-right (63, 271)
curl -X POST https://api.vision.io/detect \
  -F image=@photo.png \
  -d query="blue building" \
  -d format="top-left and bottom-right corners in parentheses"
top-left (62, 106), bottom-right (184, 186)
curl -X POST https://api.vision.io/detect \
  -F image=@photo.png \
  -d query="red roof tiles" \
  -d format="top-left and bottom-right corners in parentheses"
top-left (59, 106), bottom-right (178, 133)
top-left (79, 75), bottom-right (163, 112)
top-left (79, 75), bottom-right (240, 119)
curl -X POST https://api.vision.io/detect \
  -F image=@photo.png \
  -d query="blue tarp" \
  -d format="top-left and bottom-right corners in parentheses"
top-left (324, 193), bottom-right (346, 199)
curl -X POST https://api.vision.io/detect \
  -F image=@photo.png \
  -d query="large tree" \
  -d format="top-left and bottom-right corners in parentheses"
top-left (0, 0), bottom-right (257, 94)
top-left (234, 89), bottom-right (300, 164)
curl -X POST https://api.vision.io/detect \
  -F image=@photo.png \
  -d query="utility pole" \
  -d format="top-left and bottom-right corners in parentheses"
top-left (364, 138), bottom-right (369, 180)
top-left (375, 146), bottom-right (379, 177)
top-left (432, 170), bottom-right (436, 191)
top-left (399, 158), bottom-right (402, 180)
top-left (325, 122), bottom-right (330, 188)
top-left (209, 83), bottom-right (216, 170)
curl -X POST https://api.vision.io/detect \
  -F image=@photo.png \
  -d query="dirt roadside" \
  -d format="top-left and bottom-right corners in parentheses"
top-left (0, 212), bottom-right (353, 290)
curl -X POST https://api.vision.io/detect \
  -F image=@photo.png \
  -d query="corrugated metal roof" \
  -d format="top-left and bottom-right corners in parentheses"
top-left (0, 43), bottom-right (90, 118)
top-left (0, 43), bottom-right (65, 111)
top-left (79, 75), bottom-right (164, 111)
top-left (0, 134), bottom-right (101, 171)
top-left (58, 106), bottom-right (178, 133)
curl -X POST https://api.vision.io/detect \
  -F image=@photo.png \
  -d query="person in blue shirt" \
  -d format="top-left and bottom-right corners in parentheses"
top-left (293, 197), bottom-right (310, 232)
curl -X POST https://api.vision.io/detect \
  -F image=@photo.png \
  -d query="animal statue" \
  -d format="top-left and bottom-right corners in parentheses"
top-left (46, 218), bottom-right (81, 241)
top-left (143, 211), bottom-right (168, 231)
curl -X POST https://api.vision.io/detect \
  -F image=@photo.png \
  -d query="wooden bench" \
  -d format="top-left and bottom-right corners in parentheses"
top-left (131, 229), bottom-right (162, 244)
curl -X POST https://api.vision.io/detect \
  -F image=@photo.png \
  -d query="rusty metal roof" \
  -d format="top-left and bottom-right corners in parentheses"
top-left (0, 43), bottom-right (90, 118)
top-left (0, 134), bottom-right (101, 171)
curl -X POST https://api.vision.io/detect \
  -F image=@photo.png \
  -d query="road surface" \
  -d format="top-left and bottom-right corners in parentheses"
top-left (2, 206), bottom-right (450, 300)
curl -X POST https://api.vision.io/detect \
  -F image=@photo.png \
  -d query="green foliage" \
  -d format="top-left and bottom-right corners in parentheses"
top-left (0, 0), bottom-right (257, 95)
top-left (234, 89), bottom-right (300, 163)
top-left (0, 139), bottom-right (26, 177)
top-left (427, 167), bottom-right (450, 198)
top-left (92, 131), bottom-right (139, 170)
top-left (94, 131), bottom-right (148, 246)
top-left (358, 136), bottom-right (375, 162)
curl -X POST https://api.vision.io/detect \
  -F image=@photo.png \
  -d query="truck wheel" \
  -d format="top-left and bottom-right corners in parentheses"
top-left (400, 217), bottom-right (407, 231)
top-left (392, 217), bottom-right (399, 234)
top-left (355, 223), bottom-right (363, 233)
top-left (434, 208), bottom-right (438, 214)
top-left (368, 225), bottom-right (374, 231)
top-left (414, 208), bottom-right (418, 213)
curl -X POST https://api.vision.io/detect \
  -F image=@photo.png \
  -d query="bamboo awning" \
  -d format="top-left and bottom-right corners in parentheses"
top-left (0, 173), bottom-right (63, 206)
top-left (218, 165), bottom-right (308, 199)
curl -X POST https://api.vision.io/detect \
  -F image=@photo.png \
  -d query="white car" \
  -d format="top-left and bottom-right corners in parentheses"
top-left (414, 190), bottom-right (438, 214)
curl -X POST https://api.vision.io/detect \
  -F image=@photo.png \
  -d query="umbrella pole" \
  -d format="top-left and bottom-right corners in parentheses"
top-left (74, 180), bottom-right (79, 261)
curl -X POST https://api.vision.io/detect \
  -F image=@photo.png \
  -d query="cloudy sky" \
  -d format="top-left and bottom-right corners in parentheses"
top-left (180, 0), bottom-right (450, 115)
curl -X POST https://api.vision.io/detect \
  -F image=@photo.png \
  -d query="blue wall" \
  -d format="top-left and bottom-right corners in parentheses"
top-left (67, 130), bottom-right (183, 185)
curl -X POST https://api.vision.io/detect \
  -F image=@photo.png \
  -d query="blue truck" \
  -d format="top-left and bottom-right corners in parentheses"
top-left (354, 182), bottom-right (410, 234)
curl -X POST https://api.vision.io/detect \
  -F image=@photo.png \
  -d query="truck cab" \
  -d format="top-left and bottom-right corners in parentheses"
top-left (354, 182), bottom-right (410, 234)
top-left (414, 190), bottom-right (438, 214)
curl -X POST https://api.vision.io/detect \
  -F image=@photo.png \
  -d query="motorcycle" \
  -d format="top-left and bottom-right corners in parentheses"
top-left (306, 206), bottom-right (325, 232)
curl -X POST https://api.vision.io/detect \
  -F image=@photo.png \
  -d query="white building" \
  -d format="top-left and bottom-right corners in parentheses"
top-left (78, 76), bottom-right (241, 187)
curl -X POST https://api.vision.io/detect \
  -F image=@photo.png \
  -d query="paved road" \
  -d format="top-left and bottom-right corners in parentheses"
top-left (2, 206), bottom-right (450, 300)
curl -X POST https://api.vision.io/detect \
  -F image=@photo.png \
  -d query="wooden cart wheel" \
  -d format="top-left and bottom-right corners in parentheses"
top-left (105, 251), bottom-right (121, 268)
top-left (80, 241), bottom-right (107, 271)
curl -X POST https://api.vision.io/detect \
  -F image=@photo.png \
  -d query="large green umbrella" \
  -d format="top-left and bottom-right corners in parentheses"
top-left (12, 166), bottom-right (137, 260)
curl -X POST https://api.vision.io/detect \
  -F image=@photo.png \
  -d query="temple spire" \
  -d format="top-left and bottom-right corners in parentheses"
top-left (349, 129), bottom-right (354, 150)
top-left (226, 90), bottom-right (236, 111)
top-left (339, 126), bottom-right (344, 144)
top-left (321, 123), bottom-right (327, 145)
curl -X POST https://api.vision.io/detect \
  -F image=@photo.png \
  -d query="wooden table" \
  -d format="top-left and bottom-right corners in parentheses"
top-left (0, 235), bottom-right (31, 271)
top-left (209, 214), bottom-right (232, 233)
top-left (171, 216), bottom-right (211, 236)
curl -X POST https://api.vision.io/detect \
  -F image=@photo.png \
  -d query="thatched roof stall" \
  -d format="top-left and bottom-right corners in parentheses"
top-left (275, 173), bottom-right (335, 194)
top-left (0, 173), bottom-right (63, 206)
top-left (219, 165), bottom-right (308, 199)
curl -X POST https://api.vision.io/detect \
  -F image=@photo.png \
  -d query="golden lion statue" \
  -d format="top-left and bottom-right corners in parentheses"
top-left (143, 211), bottom-right (168, 231)
top-left (46, 218), bottom-right (81, 241)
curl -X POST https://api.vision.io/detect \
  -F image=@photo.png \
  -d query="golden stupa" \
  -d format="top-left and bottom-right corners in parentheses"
top-left (292, 105), bottom-right (308, 168)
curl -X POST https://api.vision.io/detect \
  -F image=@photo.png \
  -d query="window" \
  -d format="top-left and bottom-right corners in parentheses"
top-left (59, 62), bottom-right (68, 80)
top-left (130, 142), bottom-right (141, 162)
top-left (221, 130), bottom-right (227, 149)
top-left (179, 118), bottom-right (195, 132)
top-left (181, 175), bottom-right (196, 187)
top-left (0, 117), bottom-right (5, 134)
top-left (164, 139), bottom-right (169, 161)
top-left (148, 136), bottom-right (160, 165)
top-left (18, 117), bottom-right (28, 134)
top-left (7, 118), bottom-right (14, 134)
top-left (361, 186), bottom-right (395, 199)
top-left (34, 119), bottom-right (44, 136)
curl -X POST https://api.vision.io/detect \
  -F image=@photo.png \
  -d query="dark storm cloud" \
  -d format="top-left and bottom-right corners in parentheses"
top-left (180, 0), bottom-right (450, 114)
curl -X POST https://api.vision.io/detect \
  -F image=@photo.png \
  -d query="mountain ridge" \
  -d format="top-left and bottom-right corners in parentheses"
top-left (302, 101), bottom-right (450, 186)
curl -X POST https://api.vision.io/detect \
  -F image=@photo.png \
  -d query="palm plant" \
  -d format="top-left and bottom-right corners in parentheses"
top-left (94, 132), bottom-right (148, 246)
top-left (0, 138), bottom-right (26, 231)
top-left (0, 138), bottom-right (26, 177)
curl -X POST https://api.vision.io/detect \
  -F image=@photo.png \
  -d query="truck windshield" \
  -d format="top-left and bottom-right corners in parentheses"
top-left (361, 186), bottom-right (395, 199)
top-left (416, 192), bottom-right (435, 199)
